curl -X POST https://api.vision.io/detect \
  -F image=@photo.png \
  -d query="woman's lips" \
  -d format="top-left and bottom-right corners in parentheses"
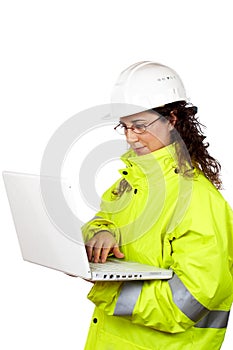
top-left (133, 146), bottom-right (146, 155)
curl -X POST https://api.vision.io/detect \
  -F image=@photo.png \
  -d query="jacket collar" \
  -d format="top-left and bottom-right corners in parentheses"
top-left (119, 143), bottom-right (178, 185)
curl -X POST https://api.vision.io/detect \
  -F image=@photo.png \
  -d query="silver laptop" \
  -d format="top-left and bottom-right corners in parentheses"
top-left (2, 171), bottom-right (173, 281)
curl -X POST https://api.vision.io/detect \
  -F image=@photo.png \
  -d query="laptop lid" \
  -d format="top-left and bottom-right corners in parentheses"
top-left (3, 171), bottom-right (92, 279)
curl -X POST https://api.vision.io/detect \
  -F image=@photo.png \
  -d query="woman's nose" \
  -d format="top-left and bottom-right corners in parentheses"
top-left (125, 129), bottom-right (139, 142)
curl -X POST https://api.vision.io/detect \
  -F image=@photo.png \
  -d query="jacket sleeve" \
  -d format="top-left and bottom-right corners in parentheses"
top-left (87, 216), bottom-right (233, 333)
top-left (81, 178), bottom-right (122, 243)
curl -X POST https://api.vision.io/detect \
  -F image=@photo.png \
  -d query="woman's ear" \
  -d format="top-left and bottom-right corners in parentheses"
top-left (169, 111), bottom-right (178, 126)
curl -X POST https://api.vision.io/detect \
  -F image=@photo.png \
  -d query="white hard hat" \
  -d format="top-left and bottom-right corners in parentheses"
top-left (111, 61), bottom-right (187, 117)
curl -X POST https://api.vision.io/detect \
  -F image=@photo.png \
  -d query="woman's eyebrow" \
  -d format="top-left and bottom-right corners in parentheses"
top-left (120, 119), bottom-right (147, 124)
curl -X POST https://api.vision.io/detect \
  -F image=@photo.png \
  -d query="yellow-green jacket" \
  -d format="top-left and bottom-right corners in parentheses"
top-left (82, 144), bottom-right (233, 350)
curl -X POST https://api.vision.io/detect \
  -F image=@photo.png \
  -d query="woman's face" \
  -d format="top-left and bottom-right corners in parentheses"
top-left (120, 111), bottom-right (175, 156)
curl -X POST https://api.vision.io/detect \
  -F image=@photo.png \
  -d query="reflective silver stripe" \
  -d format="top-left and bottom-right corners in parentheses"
top-left (168, 274), bottom-right (208, 322)
top-left (195, 311), bottom-right (230, 329)
top-left (114, 281), bottom-right (143, 316)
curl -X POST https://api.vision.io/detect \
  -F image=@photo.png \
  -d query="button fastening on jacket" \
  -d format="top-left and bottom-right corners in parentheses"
top-left (93, 318), bottom-right (98, 324)
top-left (123, 171), bottom-right (128, 175)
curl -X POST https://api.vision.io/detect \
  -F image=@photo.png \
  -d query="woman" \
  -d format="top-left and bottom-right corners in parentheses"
top-left (82, 62), bottom-right (233, 349)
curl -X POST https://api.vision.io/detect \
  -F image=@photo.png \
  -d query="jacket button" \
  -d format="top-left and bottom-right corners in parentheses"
top-left (134, 189), bottom-right (138, 194)
top-left (93, 318), bottom-right (98, 324)
top-left (122, 171), bottom-right (128, 175)
top-left (174, 168), bottom-right (180, 174)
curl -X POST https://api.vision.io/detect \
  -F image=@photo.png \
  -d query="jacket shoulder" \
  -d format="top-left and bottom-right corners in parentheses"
top-left (173, 172), bottom-right (232, 236)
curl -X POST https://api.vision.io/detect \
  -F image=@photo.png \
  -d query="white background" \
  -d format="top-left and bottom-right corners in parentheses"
top-left (0, 1), bottom-right (233, 349)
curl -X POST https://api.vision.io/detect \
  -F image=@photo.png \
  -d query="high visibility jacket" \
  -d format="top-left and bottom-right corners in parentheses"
top-left (82, 144), bottom-right (233, 350)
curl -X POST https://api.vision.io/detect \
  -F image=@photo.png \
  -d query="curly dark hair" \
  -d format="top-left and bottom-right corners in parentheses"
top-left (115, 100), bottom-right (222, 196)
top-left (153, 101), bottom-right (222, 189)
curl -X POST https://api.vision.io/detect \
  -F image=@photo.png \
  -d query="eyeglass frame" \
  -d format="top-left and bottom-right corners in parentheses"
top-left (114, 115), bottom-right (163, 135)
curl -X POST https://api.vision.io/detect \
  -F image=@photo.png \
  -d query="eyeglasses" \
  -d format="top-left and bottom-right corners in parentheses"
top-left (114, 116), bottom-right (162, 135)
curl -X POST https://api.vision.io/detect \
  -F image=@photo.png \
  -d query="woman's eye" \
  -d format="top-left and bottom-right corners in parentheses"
top-left (134, 124), bottom-right (145, 130)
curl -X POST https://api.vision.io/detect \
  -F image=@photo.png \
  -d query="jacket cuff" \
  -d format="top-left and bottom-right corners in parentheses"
top-left (82, 216), bottom-right (121, 243)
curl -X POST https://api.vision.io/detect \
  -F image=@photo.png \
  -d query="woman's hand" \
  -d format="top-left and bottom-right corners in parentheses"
top-left (85, 230), bottom-right (124, 263)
